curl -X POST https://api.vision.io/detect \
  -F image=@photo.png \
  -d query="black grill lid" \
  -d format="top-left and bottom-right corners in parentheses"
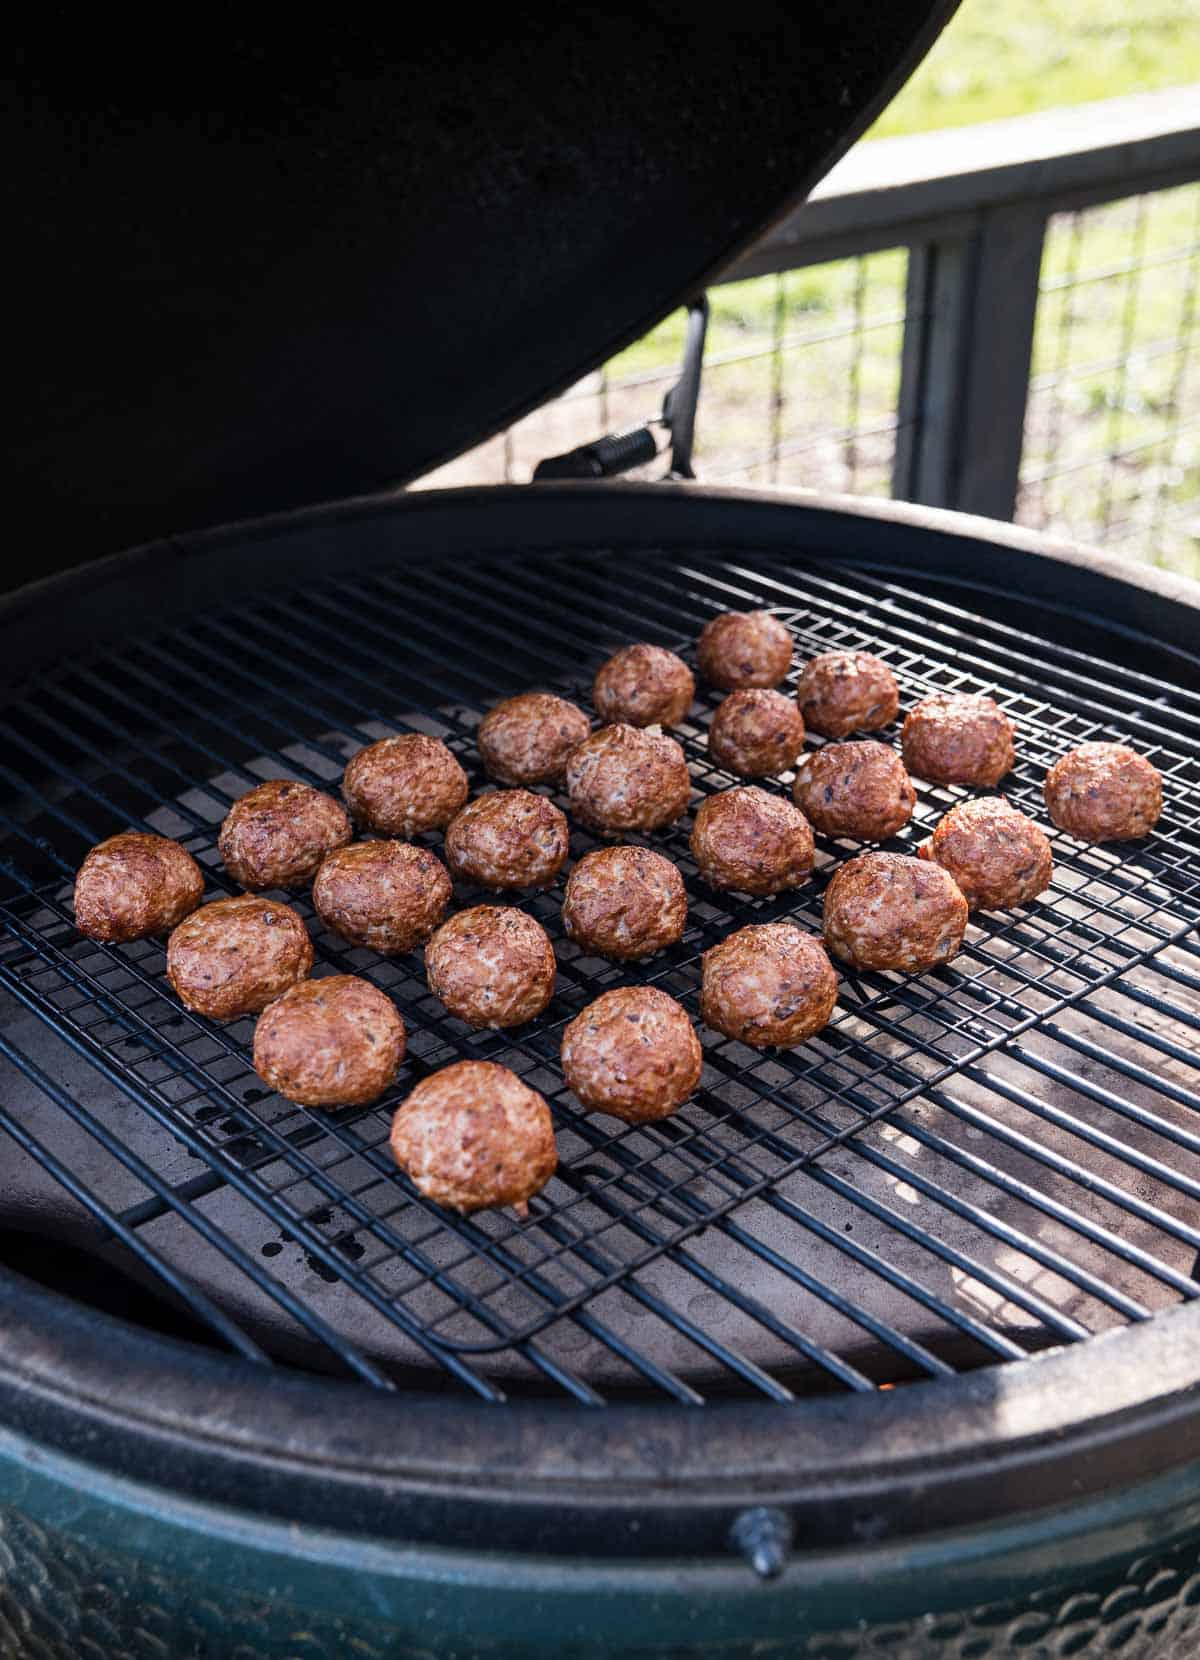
top-left (10, 9), bottom-right (955, 573)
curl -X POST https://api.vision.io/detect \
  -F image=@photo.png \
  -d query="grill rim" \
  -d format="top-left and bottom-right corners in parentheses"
top-left (1, 482), bottom-right (1200, 1550)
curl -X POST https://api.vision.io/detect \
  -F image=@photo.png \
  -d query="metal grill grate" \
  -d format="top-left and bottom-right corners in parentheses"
top-left (1, 546), bottom-right (1199, 1406)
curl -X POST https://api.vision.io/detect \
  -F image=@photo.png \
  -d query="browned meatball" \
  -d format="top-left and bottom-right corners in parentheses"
top-left (341, 735), bottom-right (468, 838)
top-left (313, 841), bottom-right (452, 953)
top-left (690, 786), bottom-right (814, 895)
top-left (708, 689), bottom-right (805, 778)
top-left (167, 895), bottom-right (313, 1019)
top-left (219, 780), bottom-right (351, 891)
top-left (443, 790), bottom-right (569, 890)
top-left (1043, 743), bottom-right (1163, 842)
top-left (561, 846), bottom-right (687, 960)
top-left (561, 986), bottom-right (702, 1122)
top-left (74, 832), bottom-right (205, 943)
top-left (390, 1060), bottom-right (557, 1217)
top-left (593, 644), bottom-right (695, 728)
top-left (920, 797), bottom-right (1053, 911)
top-left (701, 922), bottom-right (837, 1048)
top-left (253, 975), bottom-right (406, 1107)
top-left (476, 692), bottom-right (590, 786)
top-left (901, 693), bottom-right (1015, 788)
top-left (425, 905), bottom-right (556, 1028)
top-left (792, 741), bottom-right (915, 841)
top-left (565, 725), bottom-right (690, 833)
top-left (697, 610), bottom-right (793, 689)
top-left (795, 652), bottom-right (899, 739)
top-left (824, 852), bottom-right (968, 973)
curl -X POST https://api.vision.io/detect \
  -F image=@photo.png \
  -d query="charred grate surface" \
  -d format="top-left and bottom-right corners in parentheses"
top-left (0, 547), bottom-right (1199, 1404)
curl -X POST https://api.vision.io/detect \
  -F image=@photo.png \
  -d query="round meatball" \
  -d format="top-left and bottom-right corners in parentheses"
top-left (561, 845), bottom-right (687, 961)
top-left (390, 1060), bottom-right (557, 1217)
top-left (708, 689), bottom-right (805, 778)
top-left (701, 923), bottom-right (837, 1049)
top-left (690, 786), bottom-right (814, 896)
top-left (1043, 742), bottom-right (1163, 843)
top-left (561, 986), bottom-right (701, 1123)
top-left (341, 735), bottom-right (468, 838)
top-left (792, 741), bottom-right (915, 842)
top-left (795, 652), bottom-right (899, 739)
top-left (920, 796), bottom-right (1052, 911)
top-left (444, 790), bottom-right (569, 890)
top-left (167, 895), bottom-right (312, 1019)
top-left (219, 780), bottom-right (351, 891)
top-left (425, 905), bottom-right (556, 1028)
top-left (253, 975), bottom-right (406, 1108)
top-left (593, 644), bottom-right (695, 728)
top-left (477, 692), bottom-right (590, 787)
top-left (824, 852), bottom-right (968, 973)
top-left (901, 693), bottom-right (1015, 788)
top-left (313, 841), bottom-right (452, 954)
top-left (565, 724), bottom-right (690, 833)
top-left (697, 610), bottom-right (793, 689)
top-left (74, 832), bottom-right (204, 943)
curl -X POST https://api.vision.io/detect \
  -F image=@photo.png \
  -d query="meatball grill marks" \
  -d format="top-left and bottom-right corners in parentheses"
top-left (795, 651), bottom-right (899, 739)
top-left (921, 797), bottom-right (1053, 912)
top-left (565, 724), bottom-right (690, 833)
top-left (592, 643), bottom-right (695, 729)
top-left (697, 609), bottom-right (793, 689)
top-left (74, 832), bottom-right (205, 942)
top-left (313, 841), bottom-right (452, 954)
top-left (443, 790), bottom-right (569, 891)
top-left (792, 741), bottom-right (915, 842)
top-left (253, 975), bottom-right (406, 1108)
top-left (167, 896), bottom-right (313, 1019)
top-left (701, 922), bottom-right (837, 1049)
top-left (390, 1060), bottom-right (557, 1218)
top-left (1044, 742), bottom-right (1163, 842)
top-left (690, 786), bottom-right (814, 896)
top-left (824, 851), bottom-right (968, 973)
top-left (901, 693), bottom-right (1015, 789)
top-left (219, 780), bottom-right (352, 891)
top-left (476, 692), bottom-right (590, 787)
top-left (562, 845), bottom-right (687, 960)
top-left (561, 987), bottom-right (702, 1123)
top-left (341, 734), bottom-right (468, 838)
top-left (708, 689), bottom-right (805, 778)
top-left (425, 905), bottom-right (556, 1029)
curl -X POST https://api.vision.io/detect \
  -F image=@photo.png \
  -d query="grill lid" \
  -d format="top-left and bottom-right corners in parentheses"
top-left (11, 8), bottom-right (954, 577)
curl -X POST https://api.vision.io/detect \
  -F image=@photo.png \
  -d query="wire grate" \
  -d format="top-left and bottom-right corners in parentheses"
top-left (1, 546), bottom-right (1199, 1404)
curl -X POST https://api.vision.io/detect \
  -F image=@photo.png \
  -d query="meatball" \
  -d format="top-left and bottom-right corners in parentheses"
top-left (477, 692), bottom-right (590, 787)
top-left (824, 852), bottom-right (968, 973)
top-left (341, 734), bottom-right (468, 838)
top-left (701, 923), bottom-right (837, 1049)
top-left (565, 724), bottom-right (690, 833)
top-left (425, 905), bottom-right (556, 1028)
top-left (390, 1060), bottom-right (557, 1217)
top-left (561, 986), bottom-right (701, 1123)
top-left (74, 832), bottom-right (204, 943)
top-left (901, 693), bottom-right (1015, 788)
top-left (690, 786), bottom-right (814, 896)
top-left (167, 895), bottom-right (313, 1019)
top-left (708, 689), bottom-right (805, 778)
top-left (920, 796), bottom-right (1053, 912)
top-left (593, 644), bottom-right (695, 728)
top-left (1043, 742), bottom-right (1163, 842)
top-left (253, 975), bottom-right (406, 1108)
top-left (443, 790), bottom-right (569, 890)
top-left (795, 651), bottom-right (899, 739)
top-left (792, 741), bottom-right (915, 842)
top-left (313, 841), bottom-right (452, 954)
top-left (697, 610), bottom-right (792, 689)
top-left (561, 845), bottom-right (687, 961)
top-left (219, 780), bottom-right (351, 891)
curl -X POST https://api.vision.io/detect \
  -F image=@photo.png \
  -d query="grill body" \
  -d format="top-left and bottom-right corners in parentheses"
top-left (1, 483), bottom-right (1199, 1655)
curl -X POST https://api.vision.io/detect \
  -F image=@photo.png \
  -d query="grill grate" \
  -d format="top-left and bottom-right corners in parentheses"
top-left (1, 545), bottom-right (1199, 1405)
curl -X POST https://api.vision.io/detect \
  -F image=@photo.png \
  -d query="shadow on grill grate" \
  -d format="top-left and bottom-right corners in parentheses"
top-left (1, 548), bottom-right (1199, 1405)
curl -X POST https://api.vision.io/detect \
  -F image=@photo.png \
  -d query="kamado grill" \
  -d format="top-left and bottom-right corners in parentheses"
top-left (7, 15), bottom-right (1200, 1659)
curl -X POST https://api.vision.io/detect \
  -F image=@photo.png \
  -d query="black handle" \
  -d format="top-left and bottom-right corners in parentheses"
top-left (532, 425), bottom-right (659, 481)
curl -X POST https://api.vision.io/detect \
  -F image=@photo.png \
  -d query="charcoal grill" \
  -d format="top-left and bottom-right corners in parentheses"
top-left (9, 14), bottom-right (1200, 1660)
